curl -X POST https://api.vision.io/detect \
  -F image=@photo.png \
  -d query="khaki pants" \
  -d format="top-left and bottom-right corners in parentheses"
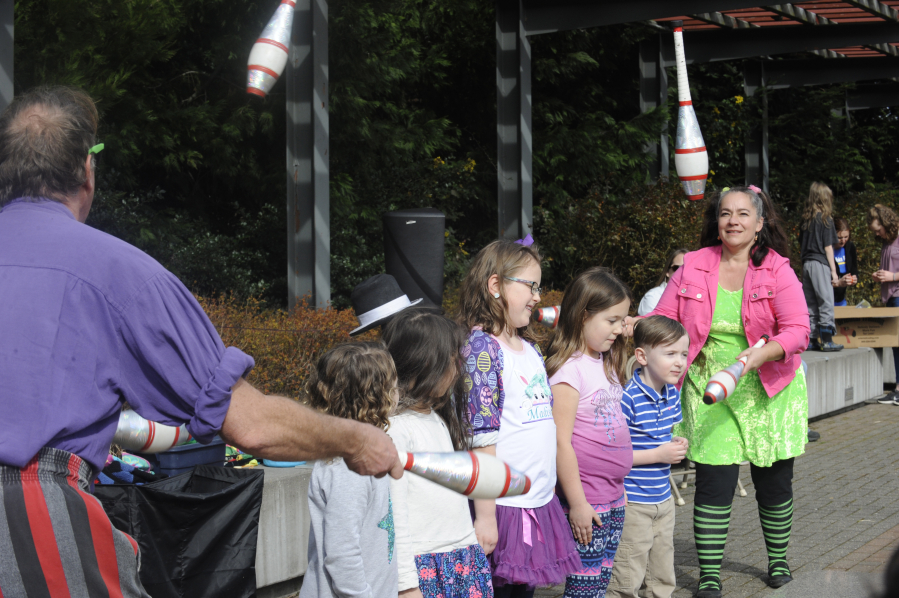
top-left (605, 498), bottom-right (676, 598)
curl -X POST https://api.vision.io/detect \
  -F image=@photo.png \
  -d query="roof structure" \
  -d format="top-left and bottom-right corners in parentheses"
top-left (653, 2), bottom-right (899, 59)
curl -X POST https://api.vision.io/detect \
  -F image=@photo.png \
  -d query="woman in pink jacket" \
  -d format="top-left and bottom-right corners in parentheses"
top-left (626, 186), bottom-right (809, 598)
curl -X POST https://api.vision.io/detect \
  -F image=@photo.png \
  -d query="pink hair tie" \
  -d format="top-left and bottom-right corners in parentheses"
top-left (748, 184), bottom-right (761, 194)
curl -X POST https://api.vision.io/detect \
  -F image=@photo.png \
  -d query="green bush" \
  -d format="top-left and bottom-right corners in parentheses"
top-left (535, 180), bottom-right (899, 307)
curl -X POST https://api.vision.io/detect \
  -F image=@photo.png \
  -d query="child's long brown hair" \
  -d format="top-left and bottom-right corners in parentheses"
top-left (456, 239), bottom-right (542, 345)
top-left (382, 307), bottom-right (471, 451)
top-left (801, 182), bottom-right (834, 229)
top-left (545, 267), bottom-right (633, 385)
top-left (305, 342), bottom-right (396, 431)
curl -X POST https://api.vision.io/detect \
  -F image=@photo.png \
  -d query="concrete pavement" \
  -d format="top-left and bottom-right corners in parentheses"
top-left (536, 402), bottom-right (899, 597)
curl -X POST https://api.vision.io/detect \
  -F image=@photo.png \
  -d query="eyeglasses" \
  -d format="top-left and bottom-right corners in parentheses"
top-left (505, 276), bottom-right (542, 295)
top-left (669, 264), bottom-right (681, 273)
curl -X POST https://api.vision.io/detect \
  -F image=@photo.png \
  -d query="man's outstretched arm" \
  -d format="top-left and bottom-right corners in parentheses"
top-left (220, 378), bottom-right (403, 478)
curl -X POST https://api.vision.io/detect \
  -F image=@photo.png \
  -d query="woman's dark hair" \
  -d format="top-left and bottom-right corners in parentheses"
top-left (700, 186), bottom-right (791, 267)
top-left (382, 307), bottom-right (471, 451)
top-left (655, 247), bottom-right (690, 287)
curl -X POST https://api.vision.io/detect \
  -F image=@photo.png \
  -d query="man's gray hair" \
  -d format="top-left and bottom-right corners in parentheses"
top-left (0, 86), bottom-right (99, 206)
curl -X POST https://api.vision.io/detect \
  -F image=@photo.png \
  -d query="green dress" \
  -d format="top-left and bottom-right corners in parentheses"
top-left (674, 285), bottom-right (808, 467)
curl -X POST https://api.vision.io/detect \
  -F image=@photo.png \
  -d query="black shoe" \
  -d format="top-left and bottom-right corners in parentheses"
top-left (767, 561), bottom-right (793, 588)
top-left (696, 577), bottom-right (722, 598)
top-left (807, 428), bottom-right (821, 442)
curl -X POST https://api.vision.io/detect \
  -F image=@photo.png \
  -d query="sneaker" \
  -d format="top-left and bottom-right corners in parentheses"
top-left (877, 394), bottom-right (898, 405)
top-left (807, 428), bottom-right (821, 442)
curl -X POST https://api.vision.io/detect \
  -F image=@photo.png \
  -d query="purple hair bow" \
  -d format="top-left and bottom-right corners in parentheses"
top-left (515, 234), bottom-right (534, 247)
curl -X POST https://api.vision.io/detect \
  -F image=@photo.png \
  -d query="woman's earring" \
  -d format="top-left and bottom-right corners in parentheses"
top-left (755, 234), bottom-right (759, 242)
top-left (717, 235), bottom-right (721, 241)
top-left (494, 292), bottom-right (500, 299)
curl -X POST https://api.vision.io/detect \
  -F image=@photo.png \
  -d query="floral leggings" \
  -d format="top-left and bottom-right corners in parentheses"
top-left (563, 504), bottom-right (626, 598)
top-left (415, 543), bottom-right (494, 598)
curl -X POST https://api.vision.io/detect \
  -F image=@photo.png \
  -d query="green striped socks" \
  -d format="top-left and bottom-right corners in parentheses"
top-left (759, 499), bottom-right (793, 578)
top-left (694, 503), bottom-right (731, 592)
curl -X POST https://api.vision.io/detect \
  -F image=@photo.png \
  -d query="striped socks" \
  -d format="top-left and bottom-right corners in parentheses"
top-left (693, 503), bottom-right (732, 592)
top-left (759, 499), bottom-right (793, 578)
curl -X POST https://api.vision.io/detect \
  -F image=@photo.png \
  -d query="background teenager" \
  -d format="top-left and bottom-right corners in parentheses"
top-left (382, 308), bottom-right (493, 598)
top-left (546, 267), bottom-right (635, 598)
top-left (606, 316), bottom-right (688, 598)
top-left (301, 343), bottom-right (399, 598)
top-left (832, 218), bottom-right (858, 307)
top-left (638, 248), bottom-right (690, 316)
top-left (799, 181), bottom-right (842, 351)
top-left (867, 205), bottom-right (899, 405)
top-left (457, 239), bottom-right (581, 598)
top-left (626, 187), bottom-right (810, 597)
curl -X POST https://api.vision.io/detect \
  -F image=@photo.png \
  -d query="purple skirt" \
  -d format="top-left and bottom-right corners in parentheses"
top-left (490, 495), bottom-right (582, 588)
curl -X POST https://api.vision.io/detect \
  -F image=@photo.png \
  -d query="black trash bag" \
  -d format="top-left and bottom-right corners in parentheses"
top-left (95, 465), bottom-right (265, 598)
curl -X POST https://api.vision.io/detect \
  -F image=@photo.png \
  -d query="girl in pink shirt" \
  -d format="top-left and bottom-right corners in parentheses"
top-left (546, 267), bottom-right (635, 598)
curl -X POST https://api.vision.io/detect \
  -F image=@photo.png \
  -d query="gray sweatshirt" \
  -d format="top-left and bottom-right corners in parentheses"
top-left (300, 458), bottom-right (398, 598)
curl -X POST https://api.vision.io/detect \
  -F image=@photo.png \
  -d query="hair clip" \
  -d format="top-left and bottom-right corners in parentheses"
top-left (88, 143), bottom-right (105, 155)
top-left (515, 234), bottom-right (534, 247)
top-left (721, 187), bottom-right (730, 193)
top-left (748, 184), bottom-right (761, 194)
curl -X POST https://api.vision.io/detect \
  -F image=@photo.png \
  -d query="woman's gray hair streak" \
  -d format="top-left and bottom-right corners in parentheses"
top-left (718, 186), bottom-right (765, 221)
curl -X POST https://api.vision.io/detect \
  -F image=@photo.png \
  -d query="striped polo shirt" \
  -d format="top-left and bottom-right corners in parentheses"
top-left (621, 368), bottom-right (683, 504)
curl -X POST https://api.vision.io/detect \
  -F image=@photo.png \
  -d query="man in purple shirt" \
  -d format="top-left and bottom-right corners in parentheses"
top-left (0, 87), bottom-right (401, 596)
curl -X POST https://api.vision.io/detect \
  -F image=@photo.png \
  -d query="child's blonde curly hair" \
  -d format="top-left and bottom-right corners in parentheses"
top-left (305, 342), bottom-right (396, 431)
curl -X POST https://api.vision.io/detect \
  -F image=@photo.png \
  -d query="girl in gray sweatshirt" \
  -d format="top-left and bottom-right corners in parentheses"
top-left (300, 342), bottom-right (399, 598)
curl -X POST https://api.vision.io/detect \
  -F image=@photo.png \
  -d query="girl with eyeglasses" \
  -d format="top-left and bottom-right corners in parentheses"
top-left (456, 239), bottom-right (581, 598)
top-left (638, 248), bottom-right (690, 316)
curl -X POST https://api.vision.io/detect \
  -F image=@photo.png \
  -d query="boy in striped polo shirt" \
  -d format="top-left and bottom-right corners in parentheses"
top-left (607, 316), bottom-right (689, 598)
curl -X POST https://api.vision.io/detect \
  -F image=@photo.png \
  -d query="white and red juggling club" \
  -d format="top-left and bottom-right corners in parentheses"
top-left (534, 306), bottom-right (560, 329)
top-left (399, 450), bottom-right (531, 500)
top-left (113, 410), bottom-right (193, 454)
top-left (247, 0), bottom-right (296, 97)
top-left (703, 335), bottom-right (769, 405)
top-left (672, 21), bottom-right (709, 201)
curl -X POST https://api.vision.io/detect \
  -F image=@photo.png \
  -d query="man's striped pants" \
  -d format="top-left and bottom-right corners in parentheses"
top-left (0, 447), bottom-right (148, 597)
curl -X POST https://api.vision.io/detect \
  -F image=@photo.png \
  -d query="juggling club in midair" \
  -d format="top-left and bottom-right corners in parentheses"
top-left (247, 0), bottom-right (296, 97)
top-left (399, 450), bottom-right (531, 500)
top-left (534, 306), bottom-right (560, 329)
top-left (671, 20), bottom-right (709, 201)
top-left (113, 410), bottom-right (193, 454)
top-left (703, 335), bottom-right (769, 405)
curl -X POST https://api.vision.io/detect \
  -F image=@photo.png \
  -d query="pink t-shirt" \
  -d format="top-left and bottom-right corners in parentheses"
top-left (549, 352), bottom-right (633, 503)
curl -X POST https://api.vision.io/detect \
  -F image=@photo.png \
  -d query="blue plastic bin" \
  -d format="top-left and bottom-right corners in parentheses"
top-left (137, 437), bottom-right (226, 477)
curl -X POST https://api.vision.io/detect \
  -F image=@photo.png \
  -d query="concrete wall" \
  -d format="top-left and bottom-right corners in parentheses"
top-left (804, 348), bottom-right (883, 419)
top-left (256, 464), bottom-right (313, 596)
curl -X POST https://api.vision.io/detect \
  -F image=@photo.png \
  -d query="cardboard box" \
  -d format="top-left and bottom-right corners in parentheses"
top-left (833, 306), bottom-right (899, 348)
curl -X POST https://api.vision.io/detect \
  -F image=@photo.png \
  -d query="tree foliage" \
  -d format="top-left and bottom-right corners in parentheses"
top-left (13, 1), bottom-right (899, 305)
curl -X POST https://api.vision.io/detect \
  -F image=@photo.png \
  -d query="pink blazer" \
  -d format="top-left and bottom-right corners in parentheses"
top-left (648, 246), bottom-right (810, 398)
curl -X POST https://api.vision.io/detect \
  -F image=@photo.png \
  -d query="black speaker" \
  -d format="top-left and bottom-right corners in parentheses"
top-left (383, 208), bottom-right (445, 306)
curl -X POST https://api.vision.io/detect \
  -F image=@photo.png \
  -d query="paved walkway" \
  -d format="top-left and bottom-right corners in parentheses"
top-left (536, 402), bottom-right (899, 597)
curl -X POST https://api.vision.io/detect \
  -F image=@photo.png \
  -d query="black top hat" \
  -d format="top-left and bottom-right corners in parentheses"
top-left (350, 274), bottom-right (423, 336)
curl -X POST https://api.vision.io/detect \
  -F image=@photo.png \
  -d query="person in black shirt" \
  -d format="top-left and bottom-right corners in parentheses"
top-left (799, 182), bottom-right (842, 351)
top-left (832, 217), bottom-right (858, 307)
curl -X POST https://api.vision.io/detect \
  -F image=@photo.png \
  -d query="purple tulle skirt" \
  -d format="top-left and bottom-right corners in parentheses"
top-left (489, 495), bottom-right (582, 588)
